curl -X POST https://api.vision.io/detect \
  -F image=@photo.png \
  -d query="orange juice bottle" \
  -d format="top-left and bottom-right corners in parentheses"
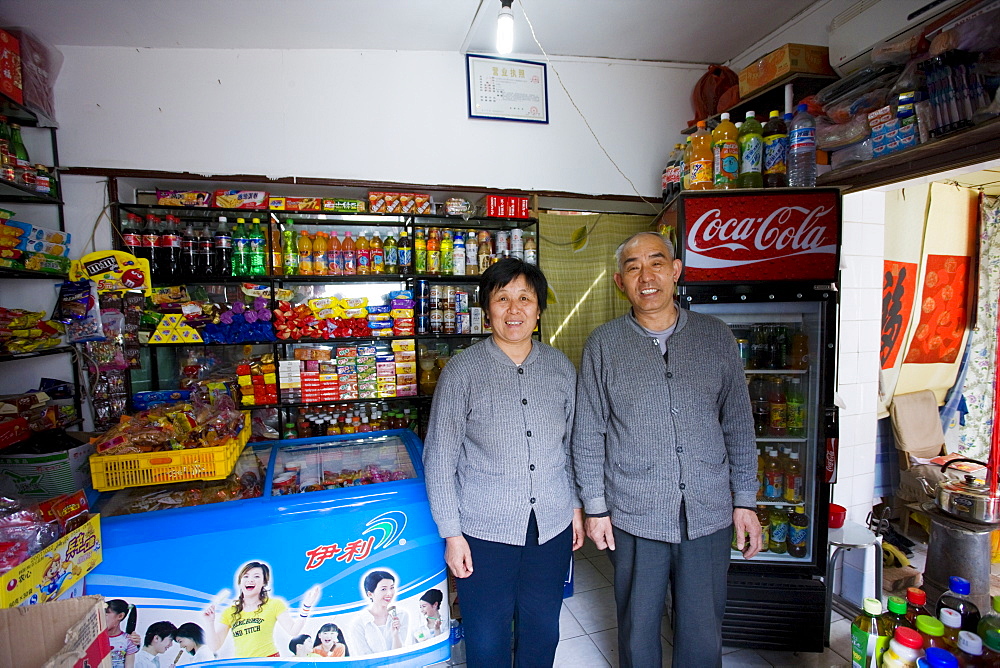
top-left (342, 231), bottom-right (356, 275)
top-left (712, 112), bottom-right (740, 189)
top-left (328, 231), bottom-right (343, 276)
top-left (688, 120), bottom-right (714, 190)
top-left (427, 228), bottom-right (441, 275)
top-left (312, 231), bottom-right (328, 275)
top-left (370, 230), bottom-right (384, 274)
top-left (270, 224), bottom-right (283, 275)
top-left (297, 230), bottom-right (313, 275)
top-left (356, 232), bottom-right (371, 275)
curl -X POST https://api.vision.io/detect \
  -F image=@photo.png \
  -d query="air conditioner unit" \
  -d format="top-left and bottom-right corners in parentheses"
top-left (828, 0), bottom-right (966, 76)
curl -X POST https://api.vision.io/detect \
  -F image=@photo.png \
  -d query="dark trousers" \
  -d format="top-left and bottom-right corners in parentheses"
top-left (455, 513), bottom-right (572, 668)
top-left (610, 523), bottom-right (731, 668)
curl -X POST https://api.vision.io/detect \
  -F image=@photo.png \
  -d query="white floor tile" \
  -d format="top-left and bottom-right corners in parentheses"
top-left (563, 584), bottom-right (618, 634)
top-left (559, 603), bottom-right (586, 640)
top-left (590, 553), bottom-right (616, 581)
top-left (758, 648), bottom-right (851, 667)
top-left (590, 628), bottom-right (619, 667)
top-left (722, 649), bottom-right (773, 667)
top-left (572, 558), bottom-right (612, 594)
top-left (553, 635), bottom-right (611, 667)
top-left (828, 618), bottom-right (853, 661)
top-left (580, 537), bottom-right (607, 558)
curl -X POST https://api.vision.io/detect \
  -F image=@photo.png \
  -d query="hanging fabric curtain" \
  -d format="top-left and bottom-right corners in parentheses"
top-left (538, 211), bottom-right (654, 367)
top-left (958, 194), bottom-right (1000, 460)
top-left (880, 182), bottom-right (979, 416)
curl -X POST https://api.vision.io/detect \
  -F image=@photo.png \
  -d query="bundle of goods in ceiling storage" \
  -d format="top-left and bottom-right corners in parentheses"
top-left (814, 2), bottom-right (1000, 169)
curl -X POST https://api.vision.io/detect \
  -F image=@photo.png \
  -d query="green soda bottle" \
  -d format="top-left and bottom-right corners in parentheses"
top-left (248, 218), bottom-right (266, 275)
top-left (232, 218), bottom-right (248, 276)
top-left (851, 598), bottom-right (892, 668)
top-left (282, 228), bottom-right (299, 275)
top-left (738, 111), bottom-right (764, 189)
top-left (384, 230), bottom-right (398, 274)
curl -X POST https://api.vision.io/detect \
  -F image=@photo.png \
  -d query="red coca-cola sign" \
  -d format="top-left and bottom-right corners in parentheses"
top-left (678, 188), bottom-right (841, 284)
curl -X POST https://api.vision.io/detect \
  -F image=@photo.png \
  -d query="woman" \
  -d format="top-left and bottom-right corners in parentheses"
top-left (311, 622), bottom-right (349, 657)
top-left (348, 570), bottom-right (409, 655)
top-left (412, 588), bottom-right (446, 644)
top-left (105, 599), bottom-right (138, 668)
top-left (423, 258), bottom-right (584, 667)
top-left (174, 623), bottom-right (215, 665)
top-left (203, 561), bottom-right (314, 657)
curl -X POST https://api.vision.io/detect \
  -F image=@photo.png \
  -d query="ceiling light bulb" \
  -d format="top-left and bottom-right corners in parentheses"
top-left (497, 1), bottom-right (514, 55)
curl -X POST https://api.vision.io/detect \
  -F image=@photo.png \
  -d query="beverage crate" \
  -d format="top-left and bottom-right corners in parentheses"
top-left (89, 414), bottom-right (251, 491)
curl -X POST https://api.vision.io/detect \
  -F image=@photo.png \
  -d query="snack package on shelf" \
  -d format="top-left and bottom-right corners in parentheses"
top-left (145, 285), bottom-right (274, 344)
top-left (273, 289), bottom-right (417, 340)
top-left (0, 307), bottom-right (64, 354)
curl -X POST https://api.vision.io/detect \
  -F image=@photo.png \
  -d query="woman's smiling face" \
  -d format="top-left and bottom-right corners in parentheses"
top-left (240, 567), bottom-right (266, 597)
top-left (368, 578), bottom-right (396, 606)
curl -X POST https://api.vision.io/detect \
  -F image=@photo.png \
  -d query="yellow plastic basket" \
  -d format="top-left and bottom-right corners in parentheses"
top-left (89, 414), bottom-right (252, 492)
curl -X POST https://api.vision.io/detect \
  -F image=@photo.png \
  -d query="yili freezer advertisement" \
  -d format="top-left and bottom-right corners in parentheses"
top-left (87, 432), bottom-right (450, 667)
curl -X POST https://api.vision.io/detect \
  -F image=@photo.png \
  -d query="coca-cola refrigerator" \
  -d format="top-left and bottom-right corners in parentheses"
top-left (675, 188), bottom-right (841, 653)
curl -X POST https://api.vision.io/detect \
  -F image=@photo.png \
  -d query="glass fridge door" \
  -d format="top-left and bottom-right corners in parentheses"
top-left (271, 432), bottom-right (418, 495)
top-left (689, 300), bottom-right (827, 566)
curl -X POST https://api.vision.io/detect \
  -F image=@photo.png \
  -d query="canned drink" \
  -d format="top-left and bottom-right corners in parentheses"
top-left (457, 312), bottom-right (471, 334)
top-left (444, 308), bottom-right (456, 334)
top-left (429, 284), bottom-right (442, 309)
top-left (416, 279), bottom-right (430, 300)
top-left (455, 290), bottom-right (469, 314)
top-left (416, 297), bottom-right (429, 316)
top-left (736, 338), bottom-right (751, 369)
top-left (430, 308), bottom-right (443, 333)
top-left (417, 314), bottom-right (430, 334)
top-left (495, 230), bottom-right (510, 258)
top-left (445, 285), bottom-right (457, 309)
top-left (510, 228), bottom-right (524, 260)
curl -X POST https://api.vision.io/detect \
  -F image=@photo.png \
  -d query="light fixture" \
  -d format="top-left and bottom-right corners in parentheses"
top-left (497, 0), bottom-right (514, 55)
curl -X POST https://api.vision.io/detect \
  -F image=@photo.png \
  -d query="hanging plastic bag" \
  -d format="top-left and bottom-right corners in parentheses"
top-left (689, 65), bottom-right (738, 125)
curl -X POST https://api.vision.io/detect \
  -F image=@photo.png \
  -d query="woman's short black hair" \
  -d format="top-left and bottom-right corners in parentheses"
top-left (363, 570), bottom-right (395, 594)
top-left (106, 599), bottom-right (129, 615)
top-left (419, 588), bottom-right (444, 607)
top-left (479, 258), bottom-right (548, 313)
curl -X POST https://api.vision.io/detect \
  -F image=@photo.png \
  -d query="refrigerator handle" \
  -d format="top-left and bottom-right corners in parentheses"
top-left (823, 406), bottom-right (839, 484)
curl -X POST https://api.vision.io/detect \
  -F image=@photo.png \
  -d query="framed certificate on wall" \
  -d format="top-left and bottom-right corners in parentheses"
top-left (466, 54), bottom-right (548, 124)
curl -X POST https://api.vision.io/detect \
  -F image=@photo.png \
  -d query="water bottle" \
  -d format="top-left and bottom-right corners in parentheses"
top-left (788, 103), bottom-right (816, 187)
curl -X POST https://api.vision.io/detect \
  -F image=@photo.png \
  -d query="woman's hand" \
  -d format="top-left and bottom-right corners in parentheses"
top-left (128, 632), bottom-right (141, 648)
top-left (444, 535), bottom-right (474, 578)
top-left (571, 508), bottom-right (585, 551)
top-left (202, 604), bottom-right (215, 622)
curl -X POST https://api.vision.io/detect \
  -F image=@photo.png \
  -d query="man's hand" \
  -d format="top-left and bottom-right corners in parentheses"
top-left (571, 508), bottom-right (585, 551)
top-left (444, 535), bottom-right (474, 578)
top-left (585, 516), bottom-right (616, 551)
top-left (733, 508), bottom-right (762, 559)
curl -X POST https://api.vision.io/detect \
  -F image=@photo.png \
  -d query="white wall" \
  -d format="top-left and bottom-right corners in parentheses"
top-left (54, 46), bottom-right (703, 198)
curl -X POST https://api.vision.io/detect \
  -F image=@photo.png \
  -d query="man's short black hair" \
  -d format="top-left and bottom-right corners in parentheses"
top-left (479, 258), bottom-right (548, 313)
top-left (144, 621), bottom-right (177, 648)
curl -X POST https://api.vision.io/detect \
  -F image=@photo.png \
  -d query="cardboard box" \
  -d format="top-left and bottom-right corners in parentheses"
top-left (738, 43), bottom-right (833, 98)
top-left (0, 435), bottom-right (95, 499)
top-left (0, 594), bottom-right (111, 667)
top-left (1, 513), bottom-right (102, 608)
top-left (0, 29), bottom-right (22, 104)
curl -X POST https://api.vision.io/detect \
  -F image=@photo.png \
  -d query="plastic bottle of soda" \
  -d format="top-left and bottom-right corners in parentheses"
top-left (159, 215), bottom-right (182, 281)
top-left (197, 223), bottom-right (215, 278)
top-left (281, 228), bottom-right (298, 275)
top-left (738, 111), bottom-right (764, 188)
top-left (784, 452), bottom-right (804, 504)
top-left (398, 229), bottom-right (413, 274)
top-left (768, 505), bottom-right (788, 554)
top-left (427, 228), bottom-right (441, 274)
top-left (296, 230), bottom-right (313, 276)
top-left (688, 121), bottom-right (714, 190)
top-left (141, 214), bottom-right (161, 279)
top-left (906, 588), bottom-right (931, 625)
top-left (328, 231), bottom-right (344, 276)
top-left (414, 228), bottom-right (427, 274)
top-left (756, 506), bottom-right (770, 553)
top-left (312, 231), bottom-right (328, 276)
top-left (384, 230), bottom-right (397, 274)
top-left (667, 143), bottom-right (684, 199)
top-left (763, 449), bottom-right (784, 501)
top-left (214, 217), bottom-right (232, 278)
top-left (440, 230), bottom-right (453, 274)
top-left (680, 136), bottom-right (692, 190)
top-left (452, 232), bottom-right (466, 276)
top-left (762, 110), bottom-right (789, 188)
top-left (852, 598), bottom-right (892, 668)
top-left (788, 103), bottom-right (817, 187)
top-left (342, 231), bottom-right (356, 275)
top-left (883, 596), bottom-right (914, 632)
top-left (768, 377), bottom-right (788, 437)
top-left (750, 376), bottom-right (770, 438)
top-left (787, 505), bottom-right (809, 557)
top-left (787, 377), bottom-right (806, 438)
top-left (248, 218), bottom-right (267, 276)
top-left (232, 218), bottom-right (249, 276)
top-left (122, 213), bottom-right (142, 257)
top-left (370, 230), bottom-right (384, 274)
top-left (524, 232), bottom-right (537, 265)
top-left (936, 576), bottom-right (982, 633)
top-left (712, 112), bottom-right (740, 189)
top-left (270, 223), bottom-right (283, 275)
top-left (356, 232), bottom-right (371, 275)
top-left (180, 221), bottom-right (197, 280)
top-left (790, 330), bottom-right (810, 369)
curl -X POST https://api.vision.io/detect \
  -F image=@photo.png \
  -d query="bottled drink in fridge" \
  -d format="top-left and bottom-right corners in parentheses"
top-left (329, 231), bottom-right (344, 276)
top-left (398, 229), bottom-right (413, 274)
top-left (763, 449), bottom-right (784, 501)
top-left (851, 598), bottom-right (892, 668)
top-left (356, 232), bottom-right (371, 275)
top-left (712, 112), bottom-right (739, 189)
top-left (452, 232), bottom-right (465, 276)
top-left (179, 221), bottom-right (196, 280)
top-left (762, 110), bottom-right (788, 188)
top-left (787, 377), bottom-right (806, 438)
top-left (756, 506), bottom-right (770, 553)
top-left (281, 228), bottom-right (298, 276)
top-left (738, 111), bottom-right (764, 189)
top-left (790, 331), bottom-right (810, 369)
top-left (370, 230), bottom-right (384, 274)
top-left (465, 228), bottom-right (479, 275)
top-left (523, 232), bottom-right (537, 265)
top-left (788, 104), bottom-right (817, 187)
top-left (296, 230), bottom-right (313, 276)
top-left (270, 224), bottom-right (282, 275)
top-left (122, 213), bottom-right (142, 257)
top-left (214, 217), bottom-right (232, 278)
top-left (768, 505), bottom-right (788, 554)
top-left (768, 377), bottom-right (788, 437)
top-left (342, 231), bottom-right (356, 275)
top-left (414, 228), bottom-right (427, 274)
top-left (141, 214), bottom-right (161, 279)
top-left (784, 451), bottom-right (803, 503)
top-left (936, 576), bottom-right (981, 632)
top-left (232, 218), bottom-right (249, 276)
top-left (680, 136), bottom-right (692, 191)
top-left (159, 215), bottom-right (182, 281)
top-left (687, 121), bottom-right (713, 190)
top-left (440, 230), bottom-right (453, 274)
top-left (787, 505), bottom-right (808, 557)
top-left (197, 224), bottom-right (215, 278)
top-left (749, 376), bottom-right (770, 438)
top-left (312, 231), bottom-right (328, 276)
top-left (384, 230), bottom-right (397, 274)
top-left (248, 218), bottom-right (267, 276)
top-left (427, 228), bottom-right (441, 274)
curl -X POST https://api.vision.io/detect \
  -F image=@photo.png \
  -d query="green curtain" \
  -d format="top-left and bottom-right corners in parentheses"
top-left (538, 211), bottom-right (655, 368)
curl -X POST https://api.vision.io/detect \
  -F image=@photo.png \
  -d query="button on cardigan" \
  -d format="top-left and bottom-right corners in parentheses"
top-left (423, 337), bottom-right (578, 546)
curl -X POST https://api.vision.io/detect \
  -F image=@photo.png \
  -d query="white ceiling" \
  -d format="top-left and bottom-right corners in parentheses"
top-left (0, 0), bottom-right (817, 64)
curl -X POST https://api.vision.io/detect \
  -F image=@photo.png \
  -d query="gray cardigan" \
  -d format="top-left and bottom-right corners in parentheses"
top-left (572, 307), bottom-right (757, 543)
top-left (422, 337), bottom-right (577, 546)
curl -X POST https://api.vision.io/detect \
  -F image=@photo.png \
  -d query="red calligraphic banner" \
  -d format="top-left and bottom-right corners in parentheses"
top-left (678, 189), bottom-right (841, 284)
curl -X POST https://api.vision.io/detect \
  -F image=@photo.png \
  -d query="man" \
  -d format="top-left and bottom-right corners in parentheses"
top-left (572, 231), bottom-right (761, 667)
top-left (134, 621), bottom-right (177, 668)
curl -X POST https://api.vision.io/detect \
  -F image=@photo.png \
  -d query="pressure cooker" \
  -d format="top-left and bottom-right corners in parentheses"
top-left (933, 458), bottom-right (1000, 525)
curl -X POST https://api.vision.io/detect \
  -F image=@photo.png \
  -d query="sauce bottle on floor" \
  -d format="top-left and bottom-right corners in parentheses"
top-left (882, 626), bottom-right (923, 668)
top-left (937, 577), bottom-right (981, 633)
top-left (907, 588), bottom-right (931, 625)
top-left (956, 631), bottom-right (988, 667)
top-left (851, 597), bottom-right (892, 668)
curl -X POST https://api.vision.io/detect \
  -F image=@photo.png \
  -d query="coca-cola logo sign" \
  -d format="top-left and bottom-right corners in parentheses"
top-left (678, 189), bottom-right (840, 283)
